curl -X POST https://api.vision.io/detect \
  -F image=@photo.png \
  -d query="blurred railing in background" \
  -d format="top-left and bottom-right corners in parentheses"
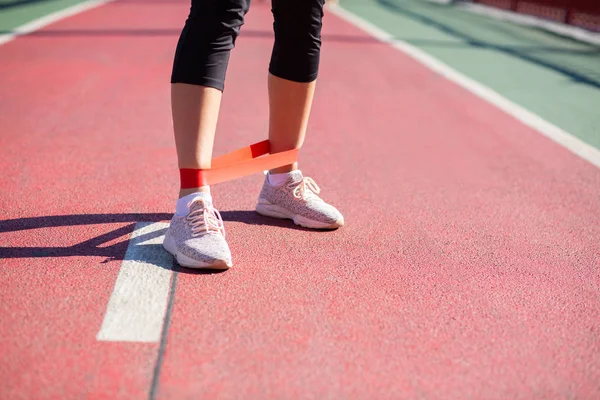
top-left (472, 0), bottom-right (600, 31)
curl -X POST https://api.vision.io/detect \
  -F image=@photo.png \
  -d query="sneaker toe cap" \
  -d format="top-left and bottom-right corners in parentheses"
top-left (310, 202), bottom-right (344, 227)
top-left (181, 234), bottom-right (232, 266)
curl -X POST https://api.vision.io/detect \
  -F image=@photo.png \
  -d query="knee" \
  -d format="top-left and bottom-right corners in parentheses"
top-left (186, 0), bottom-right (250, 51)
top-left (272, 0), bottom-right (324, 51)
top-left (270, 0), bottom-right (325, 82)
top-left (171, 0), bottom-right (250, 89)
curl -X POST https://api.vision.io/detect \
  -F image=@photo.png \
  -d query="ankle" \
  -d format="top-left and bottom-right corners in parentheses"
top-left (179, 186), bottom-right (210, 199)
top-left (175, 190), bottom-right (212, 217)
top-left (269, 162), bottom-right (298, 175)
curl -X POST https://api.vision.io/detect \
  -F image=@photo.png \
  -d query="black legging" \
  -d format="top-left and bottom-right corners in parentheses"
top-left (171, 0), bottom-right (326, 91)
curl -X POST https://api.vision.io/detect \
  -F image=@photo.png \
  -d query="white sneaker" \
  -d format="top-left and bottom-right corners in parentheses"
top-left (163, 192), bottom-right (232, 269)
top-left (256, 170), bottom-right (344, 229)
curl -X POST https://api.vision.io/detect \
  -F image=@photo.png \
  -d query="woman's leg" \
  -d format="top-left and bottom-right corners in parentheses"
top-left (267, 75), bottom-right (316, 174)
top-left (171, 0), bottom-right (250, 195)
top-left (256, 0), bottom-right (344, 229)
top-left (268, 0), bottom-right (324, 174)
top-left (164, 0), bottom-right (250, 270)
top-left (171, 84), bottom-right (221, 196)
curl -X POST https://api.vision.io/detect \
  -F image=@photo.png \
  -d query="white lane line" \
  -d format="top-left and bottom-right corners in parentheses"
top-left (327, 4), bottom-right (600, 169)
top-left (97, 222), bottom-right (173, 343)
top-left (0, 0), bottom-right (114, 47)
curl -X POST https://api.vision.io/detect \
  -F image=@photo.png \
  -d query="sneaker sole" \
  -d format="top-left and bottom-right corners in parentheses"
top-left (162, 230), bottom-right (231, 270)
top-left (256, 201), bottom-right (344, 230)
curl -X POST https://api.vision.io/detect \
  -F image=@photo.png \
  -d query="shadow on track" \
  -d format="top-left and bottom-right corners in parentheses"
top-left (0, 0), bottom-right (54, 11)
top-left (0, 210), bottom-right (316, 262)
top-left (0, 213), bottom-right (171, 261)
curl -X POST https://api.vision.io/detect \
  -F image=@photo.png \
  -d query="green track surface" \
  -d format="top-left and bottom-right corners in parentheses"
top-left (0, 0), bottom-right (89, 31)
top-left (341, 0), bottom-right (600, 149)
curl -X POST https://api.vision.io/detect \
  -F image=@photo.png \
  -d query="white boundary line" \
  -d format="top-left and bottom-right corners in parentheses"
top-left (0, 0), bottom-right (114, 46)
top-left (97, 222), bottom-right (173, 343)
top-left (327, 4), bottom-right (600, 169)
top-left (459, 2), bottom-right (600, 47)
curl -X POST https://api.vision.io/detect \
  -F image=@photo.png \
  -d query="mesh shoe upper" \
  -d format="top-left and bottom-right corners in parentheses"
top-left (258, 170), bottom-right (343, 225)
top-left (167, 194), bottom-right (232, 266)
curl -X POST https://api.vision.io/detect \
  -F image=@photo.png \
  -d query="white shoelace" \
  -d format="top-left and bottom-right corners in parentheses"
top-left (185, 198), bottom-right (225, 238)
top-left (287, 177), bottom-right (321, 199)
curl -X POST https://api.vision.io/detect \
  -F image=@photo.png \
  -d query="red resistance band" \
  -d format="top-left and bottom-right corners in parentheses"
top-left (180, 140), bottom-right (299, 188)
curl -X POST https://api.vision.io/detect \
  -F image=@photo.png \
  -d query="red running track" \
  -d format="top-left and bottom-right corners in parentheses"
top-left (0, 0), bottom-right (599, 398)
